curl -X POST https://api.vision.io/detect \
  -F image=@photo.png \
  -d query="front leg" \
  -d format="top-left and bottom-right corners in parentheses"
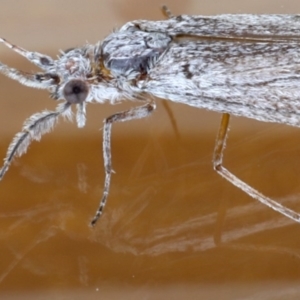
top-left (0, 102), bottom-right (71, 181)
top-left (90, 101), bottom-right (156, 226)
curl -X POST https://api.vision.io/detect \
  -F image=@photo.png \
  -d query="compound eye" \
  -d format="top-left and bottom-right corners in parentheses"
top-left (63, 79), bottom-right (89, 104)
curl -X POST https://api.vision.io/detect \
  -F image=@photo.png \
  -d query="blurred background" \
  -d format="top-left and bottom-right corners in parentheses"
top-left (1, 0), bottom-right (300, 299)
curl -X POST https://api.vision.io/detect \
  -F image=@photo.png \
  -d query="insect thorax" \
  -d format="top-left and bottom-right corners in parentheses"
top-left (48, 27), bottom-right (173, 105)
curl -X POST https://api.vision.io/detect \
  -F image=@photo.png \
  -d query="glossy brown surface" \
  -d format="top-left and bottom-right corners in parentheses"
top-left (1, 1), bottom-right (300, 299)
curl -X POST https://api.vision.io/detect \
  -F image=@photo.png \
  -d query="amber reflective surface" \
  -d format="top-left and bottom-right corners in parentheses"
top-left (1, 1), bottom-right (300, 299)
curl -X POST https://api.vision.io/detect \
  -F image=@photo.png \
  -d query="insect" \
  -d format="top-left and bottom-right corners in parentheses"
top-left (1, 7), bottom-right (300, 227)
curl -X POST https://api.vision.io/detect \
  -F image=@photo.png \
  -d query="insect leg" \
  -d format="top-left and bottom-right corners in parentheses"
top-left (213, 113), bottom-right (300, 223)
top-left (90, 101), bottom-right (156, 227)
top-left (0, 103), bottom-right (71, 181)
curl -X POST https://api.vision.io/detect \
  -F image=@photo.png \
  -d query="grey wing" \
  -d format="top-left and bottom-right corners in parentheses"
top-left (122, 14), bottom-right (300, 40)
top-left (139, 39), bottom-right (300, 127)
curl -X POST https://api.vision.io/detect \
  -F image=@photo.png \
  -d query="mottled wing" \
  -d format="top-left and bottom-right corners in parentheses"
top-left (122, 14), bottom-right (300, 40)
top-left (139, 38), bottom-right (300, 127)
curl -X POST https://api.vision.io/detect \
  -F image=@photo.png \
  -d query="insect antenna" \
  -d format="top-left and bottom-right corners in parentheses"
top-left (0, 38), bottom-right (57, 90)
top-left (0, 37), bottom-right (54, 70)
